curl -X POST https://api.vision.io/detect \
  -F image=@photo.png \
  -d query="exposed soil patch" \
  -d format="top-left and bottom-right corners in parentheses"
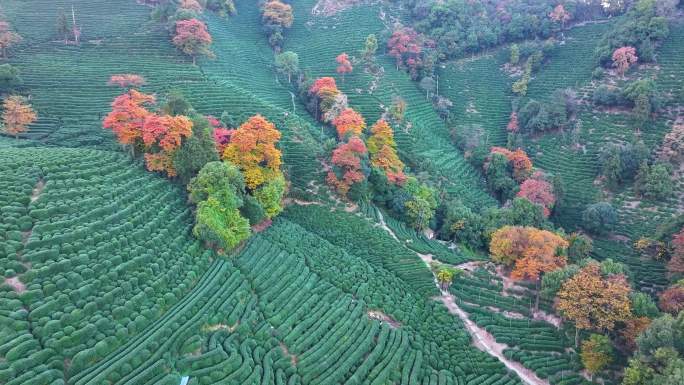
top-left (312, 0), bottom-right (368, 16)
top-left (203, 323), bottom-right (238, 332)
top-left (532, 310), bottom-right (562, 328)
top-left (367, 310), bottom-right (401, 329)
top-left (30, 179), bottom-right (45, 203)
top-left (283, 198), bottom-right (322, 206)
top-left (4, 277), bottom-right (26, 293)
top-left (280, 342), bottom-right (298, 366)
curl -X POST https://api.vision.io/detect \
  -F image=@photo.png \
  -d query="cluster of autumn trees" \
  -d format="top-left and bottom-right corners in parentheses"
top-left (299, 72), bottom-right (438, 230)
top-left (103, 75), bottom-right (286, 252)
top-left (148, 0), bottom-right (226, 65)
top-left (484, 219), bottom-right (684, 381)
top-left (260, 0), bottom-right (293, 51)
top-left (0, 21), bottom-right (37, 139)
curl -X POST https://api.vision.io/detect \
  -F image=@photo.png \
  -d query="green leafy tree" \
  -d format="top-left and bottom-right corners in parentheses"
top-left (362, 34), bottom-right (378, 62)
top-left (56, 11), bottom-right (70, 44)
top-left (635, 162), bottom-right (673, 200)
top-left (568, 233), bottom-right (593, 263)
top-left (188, 161), bottom-right (245, 205)
top-left (402, 178), bottom-right (437, 231)
top-left (173, 114), bottom-right (219, 184)
top-left (485, 153), bottom-right (518, 202)
top-left (510, 44), bottom-right (520, 65)
top-left (0, 64), bottom-right (21, 93)
top-left (582, 202), bottom-right (617, 235)
top-left (254, 174), bottom-right (286, 219)
top-left (194, 196), bottom-right (250, 251)
top-left (623, 312), bottom-right (684, 385)
top-left (275, 51), bottom-right (299, 83)
top-left (631, 292), bottom-right (660, 318)
top-left (581, 334), bottom-right (614, 379)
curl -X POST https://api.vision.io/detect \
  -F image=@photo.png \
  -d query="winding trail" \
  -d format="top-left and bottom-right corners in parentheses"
top-left (416, 253), bottom-right (549, 385)
top-left (369, 204), bottom-right (549, 385)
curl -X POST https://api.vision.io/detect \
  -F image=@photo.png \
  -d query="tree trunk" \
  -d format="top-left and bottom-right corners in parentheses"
top-left (192, 56), bottom-right (196, 66)
top-left (534, 278), bottom-right (541, 312)
top-left (575, 327), bottom-right (580, 348)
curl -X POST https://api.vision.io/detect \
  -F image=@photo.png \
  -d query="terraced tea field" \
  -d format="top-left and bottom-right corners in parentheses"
top-left (1, 0), bottom-right (682, 384)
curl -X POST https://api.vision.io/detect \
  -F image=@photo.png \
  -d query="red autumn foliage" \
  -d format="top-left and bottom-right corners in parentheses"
top-left (327, 136), bottom-right (368, 196)
top-left (309, 77), bottom-right (339, 96)
top-left (213, 127), bottom-right (235, 155)
top-left (667, 228), bottom-right (684, 275)
top-left (103, 89), bottom-right (156, 146)
top-left (108, 74), bottom-right (146, 88)
top-left (507, 112), bottom-right (519, 133)
top-left (103, 89), bottom-right (192, 177)
top-left (172, 18), bottom-right (213, 64)
top-left (332, 108), bottom-right (366, 139)
top-left (549, 4), bottom-right (571, 26)
top-left (336, 52), bottom-right (353, 77)
top-left (658, 285), bottom-right (684, 315)
top-left (388, 27), bottom-right (422, 66)
top-left (517, 175), bottom-right (556, 217)
top-left (612, 46), bottom-right (638, 76)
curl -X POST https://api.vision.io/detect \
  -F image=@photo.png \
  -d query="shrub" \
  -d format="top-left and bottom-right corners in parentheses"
top-left (582, 202), bottom-right (617, 235)
top-left (634, 162), bottom-right (673, 200)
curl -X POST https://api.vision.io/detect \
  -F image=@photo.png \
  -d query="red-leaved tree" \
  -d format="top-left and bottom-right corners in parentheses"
top-left (172, 18), bottom-right (213, 65)
top-left (387, 26), bottom-right (425, 78)
top-left (336, 53), bottom-right (353, 81)
top-left (107, 74), bottom-right (146, 88)
top-left (517, 174), bottom-right (556, 217)
top-left (507, 112), bottom-right (519, 133)
top-left (658, 284), bottom-right (684, 315)
top-left (612, 46), bottom-right (638, 77)
top-left (667, 228), bottom-right (684, 276)
top-left (0, 21), bottom-right (22, 59)
top-left (327, 136), bottom-right (368, 196)
top-left (549, 4), bottom-right (572, 30)
top-left (103, 89), bottom-right (193, 176)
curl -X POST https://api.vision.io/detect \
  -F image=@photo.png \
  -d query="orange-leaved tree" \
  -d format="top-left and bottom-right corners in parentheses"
top-left (103, 89), bottom-right (192, 176)
top-left (222, 114), bottom-right (282, 190)
top-left (490, 225), bottom-right (568, 311)
top-left (327, 136), bottom-right (368, 196)
top-left (309, 77), bottom-right (346, 122)
top-left (367, 119), bottom-right (405, 185)
top-left (172, 18), bottom-right (213, 65)
top-left (332, 108), bottom-right (365, 139)
top-left (103, 89), bottom-right (156, 147)
top-left (490, 147), bottom-right (533, 182)
top-left (612, 46), bottom-right (638, 77)
top-left (1, 96), bottom-right (37, 139)
top-left (0, 21), bottom-right (22, 59)
top-left (336, 53), bottom-right (353, 81)
top-left (261, 1), bottom-right (293, 28)
top-left (556, 262), bottom-right (632, 347)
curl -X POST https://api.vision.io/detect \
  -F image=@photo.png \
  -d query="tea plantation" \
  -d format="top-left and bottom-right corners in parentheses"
top-left (1, 0), bottom-right (683, 384)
